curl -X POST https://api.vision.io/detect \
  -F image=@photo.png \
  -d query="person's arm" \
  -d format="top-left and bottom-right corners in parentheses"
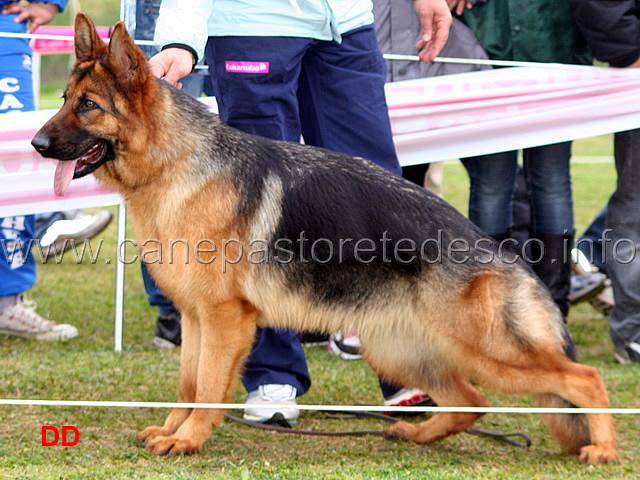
top-left (1, 0), bottom-right (67, 33)
top-left (415, 0), bottom-right (453, 63)
top-left (570, 0), bottom-right (640, 67)
top-left (149, 0), bottom-right (213, 86)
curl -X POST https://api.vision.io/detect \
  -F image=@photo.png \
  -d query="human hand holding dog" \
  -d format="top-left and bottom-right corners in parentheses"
top-left (148, 48), bottom-right (194, 89)
top-left (1, 1), bottom-right (60, 33)
top-left (415, 0), bottom-right (452, 63)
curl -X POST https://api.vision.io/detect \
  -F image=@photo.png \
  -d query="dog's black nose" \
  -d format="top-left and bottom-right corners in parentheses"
top-left (31, 132), bottom-right (51, 154)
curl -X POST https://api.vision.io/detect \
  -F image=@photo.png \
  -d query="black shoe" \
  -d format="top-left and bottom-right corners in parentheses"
top-left (153, 310), bottom-right (181, 348)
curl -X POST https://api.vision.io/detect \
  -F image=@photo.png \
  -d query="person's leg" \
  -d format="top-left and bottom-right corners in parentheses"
top-left (606, 129), bottom-right (640, 363)
top-left (296, 25), bottom-right (401, 176)
top-left (511, 166), bottom-right (531, 256)
top-left (296, 27), bottom-right (419, 400)
top-left (523, 142), bottom-right (574, 317)
top-left (141, 263), bottom-right (182, 347)
top-left (205, 36), bottom-right (307, 142)
top-left (0, 215), bottom-right (77, 340)
top-left (460, 151), bottom-right (518, 237)
top-left (1, 53), bottom-right (35, 295)
top-left (0, 215), bottom-right (36, 297)
top-left (524, 142), bottom-right (574, 236)
top-left (0, 53), bottom-right (77, 340)
top-left (242, 328), bottom-right (311, 394)
top-left (204, 36), bottom-right (312, 402)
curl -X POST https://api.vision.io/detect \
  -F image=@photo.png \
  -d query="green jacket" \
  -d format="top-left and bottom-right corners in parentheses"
top-left (460, 0), bottom-right (592, 65)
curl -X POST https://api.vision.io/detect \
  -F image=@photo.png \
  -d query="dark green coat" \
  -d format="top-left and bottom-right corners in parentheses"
top-left (460, 0), bottom-right (592, 65)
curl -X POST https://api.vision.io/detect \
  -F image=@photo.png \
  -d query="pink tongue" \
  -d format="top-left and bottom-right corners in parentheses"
top-left (54, 159), bottom-right (79, 197)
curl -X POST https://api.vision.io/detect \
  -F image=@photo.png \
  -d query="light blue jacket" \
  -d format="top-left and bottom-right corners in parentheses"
top-left (154, 0), bottom-right (375, 62)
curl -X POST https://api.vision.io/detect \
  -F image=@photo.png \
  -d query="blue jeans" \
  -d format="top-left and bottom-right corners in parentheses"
top-left (462, 142), bottom-right (574, 236)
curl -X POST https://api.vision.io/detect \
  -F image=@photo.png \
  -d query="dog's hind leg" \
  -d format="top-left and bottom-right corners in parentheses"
top-left (515, 360), bottom-right (616, 464)
top-left (144, 299), bottom-right (259, 455)
top-left (384, 371), bottom-right (489, 444)
top-left (473, 352), bottom-right (617, 464)
top-left (137, 312), bottom-right (201, 445)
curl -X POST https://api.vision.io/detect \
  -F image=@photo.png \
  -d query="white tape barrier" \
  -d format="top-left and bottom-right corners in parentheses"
top-left (0, 398), bottom-right (638, 415)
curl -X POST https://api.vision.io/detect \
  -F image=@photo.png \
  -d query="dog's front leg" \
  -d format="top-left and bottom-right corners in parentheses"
top-left (144, 299), bottom-right (259, 455)
top-left (137, 312), bottom-right (201, 445)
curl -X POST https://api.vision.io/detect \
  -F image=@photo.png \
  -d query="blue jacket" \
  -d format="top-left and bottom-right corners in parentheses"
top-left (0, 0), bottom-right (67, 57)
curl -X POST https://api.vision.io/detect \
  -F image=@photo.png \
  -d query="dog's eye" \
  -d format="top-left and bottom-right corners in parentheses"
top-left (83, 99), bottom-right (98, 110)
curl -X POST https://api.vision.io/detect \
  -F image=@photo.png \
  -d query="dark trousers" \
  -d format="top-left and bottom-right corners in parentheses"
top-left (606, 129), bottom-right (640, 348)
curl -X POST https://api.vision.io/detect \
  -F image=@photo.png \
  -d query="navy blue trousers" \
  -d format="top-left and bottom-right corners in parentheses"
top-left (204, 25), bottom-right (401, 395)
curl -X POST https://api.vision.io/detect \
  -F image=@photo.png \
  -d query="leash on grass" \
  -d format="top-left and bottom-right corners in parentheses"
top-left (224, 411), bottom-right (532, 448)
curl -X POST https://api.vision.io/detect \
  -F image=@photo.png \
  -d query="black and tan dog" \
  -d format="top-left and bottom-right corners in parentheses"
top-left (32, 13), bottom-right (617, 464)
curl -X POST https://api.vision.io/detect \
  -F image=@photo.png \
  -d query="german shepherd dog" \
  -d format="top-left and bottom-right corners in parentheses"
top-left (32, 13), bottom-right (617, 464)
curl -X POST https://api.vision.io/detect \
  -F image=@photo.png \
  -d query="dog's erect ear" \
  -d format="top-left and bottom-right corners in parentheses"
top-left (106, 21), bottom-right (148, 87)
top-left (74, 12), bottom-right (106, 62)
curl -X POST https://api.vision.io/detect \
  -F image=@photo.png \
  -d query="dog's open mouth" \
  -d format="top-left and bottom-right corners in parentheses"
top-left (54, 141), bottom-right (109, 196)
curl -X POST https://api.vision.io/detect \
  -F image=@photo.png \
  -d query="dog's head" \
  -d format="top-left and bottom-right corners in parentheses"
top-left (32, 13), bottom-right (156, 195)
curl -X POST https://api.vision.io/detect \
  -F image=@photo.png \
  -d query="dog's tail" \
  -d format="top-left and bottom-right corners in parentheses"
top-left (533, 394), bottom-right (590, 454)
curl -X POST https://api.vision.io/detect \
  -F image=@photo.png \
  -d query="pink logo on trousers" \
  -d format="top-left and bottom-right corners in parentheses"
top-left (225, 61), bottom-right (269, 74)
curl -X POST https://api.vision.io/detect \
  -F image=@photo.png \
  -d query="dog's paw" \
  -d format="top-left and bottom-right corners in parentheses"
top-left (145, 434), bottom-right (202, 456)
top-left (579, 444), bottom-right (619, 465)
top-left (137, 425), bottom-right (171, 444)
top-left (383, 421), bottom-right (417, 442)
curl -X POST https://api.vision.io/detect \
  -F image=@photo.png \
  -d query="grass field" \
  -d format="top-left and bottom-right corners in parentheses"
top-left (1, 89), bottom-right (638, 478)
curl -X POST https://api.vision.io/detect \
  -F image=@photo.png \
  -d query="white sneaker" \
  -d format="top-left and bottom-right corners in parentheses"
top-left (328, 332), bottom-right (362, 360)
top-left (614, 341), bottom-right (640, 365)
top-left (243, 384), bottom-right (299, 427)
top-left (40, 210), bottom-right (113, 259)
top-left (589, 280), bottom-right (614, 317)
top-left (383, 388), bottom-right (436, 416)
top-left (0, 295), bottom-right (78, 341)
top-left (569, 272), bottom-right (606, 305)
top-left (383, 388), bottom-right (432, 407)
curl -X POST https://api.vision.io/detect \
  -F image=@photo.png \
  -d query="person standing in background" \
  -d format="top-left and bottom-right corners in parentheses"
top-left (570, 0), bottom-right (640, 364)
top-left (0, 1), bottom-right (78, 340)
top-left (455, 0), bottom-right (592, 319)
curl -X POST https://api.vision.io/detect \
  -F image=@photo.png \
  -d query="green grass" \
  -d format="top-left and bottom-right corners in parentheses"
top-left (4, 89), bottom-right (637, 478)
